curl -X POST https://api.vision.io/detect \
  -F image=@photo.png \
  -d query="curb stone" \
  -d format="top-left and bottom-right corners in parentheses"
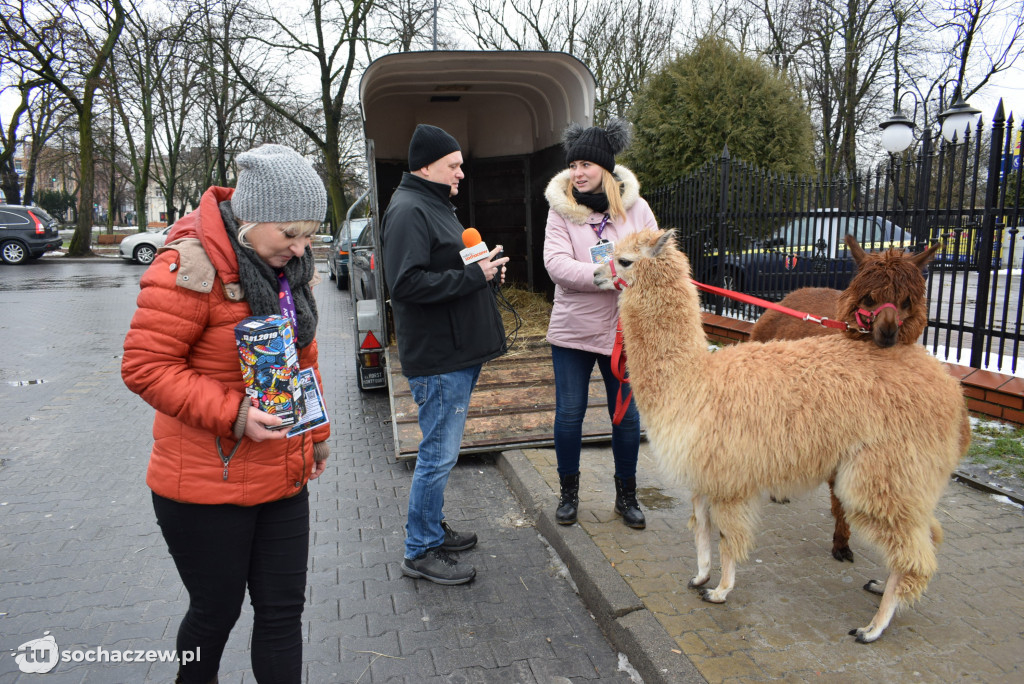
top-left (498, 449), bottom-right (707, 684)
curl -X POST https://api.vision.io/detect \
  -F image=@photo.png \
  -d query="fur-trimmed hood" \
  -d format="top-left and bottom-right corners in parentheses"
top-left (544, 165), bottom-right (642, 225)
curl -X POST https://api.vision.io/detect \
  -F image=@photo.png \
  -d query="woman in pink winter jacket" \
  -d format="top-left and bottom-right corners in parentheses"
top-left (542, 118), bottom-right (659, 529)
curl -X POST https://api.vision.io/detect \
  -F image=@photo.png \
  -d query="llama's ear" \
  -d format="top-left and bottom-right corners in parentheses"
top-left (914, 240), bottom-right (941, 272)
top-left (652, 229), bottom-right (676, 257)
top-left (845, 234), bottom-right (867, 265)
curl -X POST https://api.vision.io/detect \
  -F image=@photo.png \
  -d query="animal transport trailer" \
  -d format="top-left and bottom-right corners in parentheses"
top-left (359, 50), bottom-right (620, 459)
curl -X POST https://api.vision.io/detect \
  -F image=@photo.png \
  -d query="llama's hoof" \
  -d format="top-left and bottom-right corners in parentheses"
top-left (699, 589), bottom-right (727, 604)
top-left (832, 546), bottom-right (854, 562)
top-left (687, 576), bottom-right (710, 589)
top-left (863, 579), bottom-right (885, 595)
top-left (769, 495), bottom-right (790, 504)
top-left (848, 627), bottom-right (881, 643)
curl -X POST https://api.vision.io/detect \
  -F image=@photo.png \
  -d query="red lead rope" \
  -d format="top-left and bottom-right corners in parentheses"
top-left (690, 280), bottom-right (855, 331)
top-left (607, 277), bottom-right (871, 423)
top-left (610, 318), bottom-right (632, 425)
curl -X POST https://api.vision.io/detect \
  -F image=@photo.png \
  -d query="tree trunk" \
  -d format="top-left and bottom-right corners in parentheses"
top-left (134, 184), bottom-right (147, 230)
top-left (322, 123), bottom-right (349, 230)
top-left (0, 158), bottom-right (22, 204)
top-left (68, 94), bottom-right (97, 256)
top-left (105, 110), bottom-right (116, 233)
top-left (215, 16), bottom-right (230, 186)
top-left (23, 150), bottom-right (39, 205)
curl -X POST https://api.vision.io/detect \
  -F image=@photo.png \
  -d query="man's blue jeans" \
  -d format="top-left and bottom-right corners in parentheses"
top-left (405, 365), bottom-right (481, 560)
top-left (551, 344), bottom-right (640, 479)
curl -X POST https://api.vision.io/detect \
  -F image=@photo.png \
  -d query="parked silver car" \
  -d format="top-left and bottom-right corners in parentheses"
top-left (119, 227), bottom-right (170, 264)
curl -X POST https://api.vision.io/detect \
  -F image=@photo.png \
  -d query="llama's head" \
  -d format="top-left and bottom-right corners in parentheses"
top-left (837, 235), bottom-right (940, 347)
top-left (594, 229), bottom-right (689, 292)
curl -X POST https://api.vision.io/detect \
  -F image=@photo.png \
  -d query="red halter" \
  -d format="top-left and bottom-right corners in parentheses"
top-left (855, 302), bottom-right (903, 331)
top-left (607, 258), bottom-right (629, 291)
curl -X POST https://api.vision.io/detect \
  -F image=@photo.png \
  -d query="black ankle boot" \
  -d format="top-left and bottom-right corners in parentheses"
top-left (556, 472), bottom-right (580, 525)
top-left (614, 476), bottom-right (646, 529)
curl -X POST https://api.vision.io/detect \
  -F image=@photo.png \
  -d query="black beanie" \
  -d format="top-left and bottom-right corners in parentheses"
top-left (408, 124), bottom-right (461, 170)
top-left (562, 118), bottom-right (632, 172)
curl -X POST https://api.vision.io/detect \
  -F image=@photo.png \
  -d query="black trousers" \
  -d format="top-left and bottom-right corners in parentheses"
top-left (152, 487), bottom-right (309, 684)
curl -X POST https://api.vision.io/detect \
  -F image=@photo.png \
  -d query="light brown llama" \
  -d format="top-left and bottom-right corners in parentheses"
top-left (594, 229), bottom-right (970, 643)
top-left (751, 235), bottom-right (941, 563)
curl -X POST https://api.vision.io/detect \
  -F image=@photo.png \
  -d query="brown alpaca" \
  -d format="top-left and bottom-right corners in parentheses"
top-left (750, 236), bottom-right (941, 562)
top-left (595, 230), bottom-right (969, 643)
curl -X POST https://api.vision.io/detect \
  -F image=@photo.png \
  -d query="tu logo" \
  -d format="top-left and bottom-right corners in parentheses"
top-left (12, 632), bottom-right (59, 674)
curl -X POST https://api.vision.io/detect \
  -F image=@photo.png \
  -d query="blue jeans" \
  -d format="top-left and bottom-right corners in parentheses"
top-left (405, 365), bottom-right (481, 559)
top-left (551, 344), bottom-right (640, 480)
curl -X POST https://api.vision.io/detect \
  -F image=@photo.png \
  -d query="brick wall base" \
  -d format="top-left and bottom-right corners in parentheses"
top-left (701, 313), bottom-right (1023, 426)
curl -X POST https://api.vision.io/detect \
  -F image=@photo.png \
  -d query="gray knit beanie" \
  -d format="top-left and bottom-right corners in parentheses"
top-left (408, 124), bottom-right (461, 170)
top-left (231, 144), bottom-right (327, 223)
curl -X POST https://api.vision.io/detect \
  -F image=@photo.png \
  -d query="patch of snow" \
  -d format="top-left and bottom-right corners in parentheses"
top-left (618, 653), bottom-right (644, 683)
top-left (990, 494), bottom-right (1024, 510)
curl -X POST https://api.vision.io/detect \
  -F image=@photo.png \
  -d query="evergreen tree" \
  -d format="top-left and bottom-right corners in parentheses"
top-left (625, 36), bottom-right (815, 189)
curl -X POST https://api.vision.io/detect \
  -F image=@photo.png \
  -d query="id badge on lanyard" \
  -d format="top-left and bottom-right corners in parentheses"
top-left (589, 214), bottom-right (614, 264)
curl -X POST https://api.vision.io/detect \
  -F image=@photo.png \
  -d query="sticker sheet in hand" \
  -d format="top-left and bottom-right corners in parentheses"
top-left (287, 368), bottom-right (329, 437)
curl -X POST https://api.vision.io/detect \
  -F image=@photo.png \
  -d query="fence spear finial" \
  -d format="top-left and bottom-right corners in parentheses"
top-left (993, 99), bottom-right (1005, 124)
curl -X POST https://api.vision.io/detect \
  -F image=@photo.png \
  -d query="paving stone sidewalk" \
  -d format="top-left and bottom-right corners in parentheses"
top-left (510, 443), bottom-right (1024, 683)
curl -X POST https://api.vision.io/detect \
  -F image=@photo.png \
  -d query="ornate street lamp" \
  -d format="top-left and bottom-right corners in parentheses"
top-left (879, 109), bottom-right (917, 154)
top-left (937, 94), bottom-right (982, 144)
top-left (878, 82), bottom-right (981, 153)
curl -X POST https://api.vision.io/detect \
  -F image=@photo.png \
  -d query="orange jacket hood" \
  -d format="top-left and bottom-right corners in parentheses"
top-left (167, 185), bottom-right (240, 285)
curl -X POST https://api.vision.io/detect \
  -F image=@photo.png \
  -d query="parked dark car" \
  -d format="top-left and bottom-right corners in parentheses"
top-left (699, 213), bottom-right (915, 301)
top-left (327, 217), bottom-right (369, 290)
top-left (348, 218), bottom-right (377, 302)
top-left (0, 204), bottom-right (62, 264)
top-left (119, 227), bottom-right (170, 264)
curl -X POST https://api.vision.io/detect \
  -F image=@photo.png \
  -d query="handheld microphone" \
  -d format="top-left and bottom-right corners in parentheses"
top-left (460, 227), bottom-right (490, 265)
top-left (462, 227), bottom-right (504, 289)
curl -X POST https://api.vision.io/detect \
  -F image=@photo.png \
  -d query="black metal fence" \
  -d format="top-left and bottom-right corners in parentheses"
top-left (647, 106), bottom-right (1023, 375)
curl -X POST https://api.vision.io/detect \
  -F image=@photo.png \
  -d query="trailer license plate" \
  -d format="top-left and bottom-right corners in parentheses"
top-left (360, 366), bottom-right (387, 388)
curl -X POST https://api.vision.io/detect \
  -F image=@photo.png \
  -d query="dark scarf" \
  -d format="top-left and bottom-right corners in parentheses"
top-left (572, 187), bottom-right (610, 214)
top-left (219, 202), bottom-right (319, 349)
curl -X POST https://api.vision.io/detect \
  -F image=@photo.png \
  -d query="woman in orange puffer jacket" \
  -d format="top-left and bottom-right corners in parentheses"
top-left (122, 144), bottom-right (329, 684)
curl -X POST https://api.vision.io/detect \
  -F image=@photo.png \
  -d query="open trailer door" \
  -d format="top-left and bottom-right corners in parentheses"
top-left (359, 51), bottom-right (609, 459)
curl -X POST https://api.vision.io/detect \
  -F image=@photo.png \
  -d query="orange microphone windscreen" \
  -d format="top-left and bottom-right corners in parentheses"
top-left (462, 227), bottom-right (482, 248)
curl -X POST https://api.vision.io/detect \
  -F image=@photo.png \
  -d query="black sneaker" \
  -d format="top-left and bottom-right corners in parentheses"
top-left (440, 521), bottom-right (477, 552)
top-left (401, 547), bottom-right (476, 585)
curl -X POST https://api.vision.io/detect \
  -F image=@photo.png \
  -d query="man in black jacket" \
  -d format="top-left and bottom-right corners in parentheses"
top-left (382, 124), bottom-right (509, 585)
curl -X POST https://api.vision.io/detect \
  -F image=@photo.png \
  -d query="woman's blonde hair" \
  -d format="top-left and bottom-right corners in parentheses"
top-left (563, 168), bottom-right (626, 222)
top-left (237, 220), bottom-right (320, 249)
